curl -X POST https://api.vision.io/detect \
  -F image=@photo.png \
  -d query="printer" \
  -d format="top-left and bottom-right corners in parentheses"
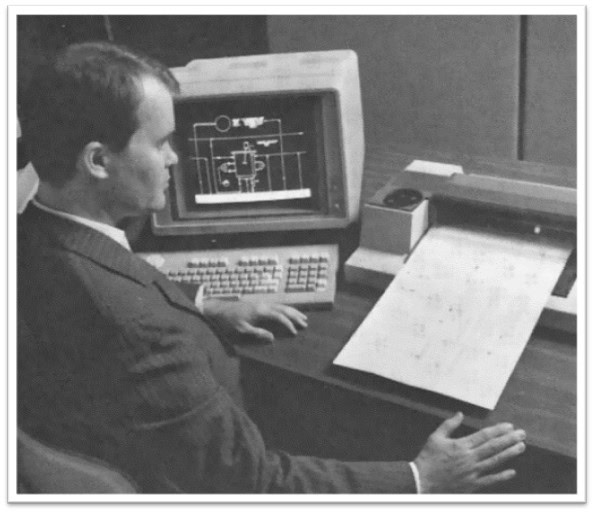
top-left (344, 161), bottom-right (577, 334)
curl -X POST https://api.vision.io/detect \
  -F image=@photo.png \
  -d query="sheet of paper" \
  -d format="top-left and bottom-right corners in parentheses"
top-left (404, 159), bottom-right (464, 177)
top-left (334, 225), bottom-right (572, 409)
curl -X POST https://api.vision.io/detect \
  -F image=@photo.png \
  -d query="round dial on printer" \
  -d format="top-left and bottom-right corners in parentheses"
top-left (382, 188), bottom-right (423, 211)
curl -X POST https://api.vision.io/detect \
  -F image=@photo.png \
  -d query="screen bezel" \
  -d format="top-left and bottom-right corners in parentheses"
top-left (153, 89), bottom-right (348, 235)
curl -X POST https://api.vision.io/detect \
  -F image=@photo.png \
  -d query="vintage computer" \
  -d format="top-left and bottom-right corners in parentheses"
top-left (136, 50), bottom-right (364, 307)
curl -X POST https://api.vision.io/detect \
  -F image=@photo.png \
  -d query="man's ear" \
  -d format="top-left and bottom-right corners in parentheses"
top-left (77, 142), bottom-right (109, 180)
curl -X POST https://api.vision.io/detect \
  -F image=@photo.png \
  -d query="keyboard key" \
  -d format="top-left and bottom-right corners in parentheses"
top-left (316, 279), bottom-right (328, 290)
top-left (288, 284), bottom-right (306, 292)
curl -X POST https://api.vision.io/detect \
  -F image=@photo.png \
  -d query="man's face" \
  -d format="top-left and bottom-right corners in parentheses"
top-left (103, 75), bottom-right (178, 219)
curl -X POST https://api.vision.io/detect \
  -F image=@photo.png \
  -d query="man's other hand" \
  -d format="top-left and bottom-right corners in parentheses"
top-left (203, 298), bottom-right (308, 343)
top-left (414, 412), bottom-right (526, 493)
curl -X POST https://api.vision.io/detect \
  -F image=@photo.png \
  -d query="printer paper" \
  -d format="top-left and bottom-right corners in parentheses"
top-left (334, 225), bottom-right (572, 409)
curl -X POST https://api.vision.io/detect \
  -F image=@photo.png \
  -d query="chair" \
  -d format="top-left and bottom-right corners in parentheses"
top-left (17, 429), bottom-right (137, 493)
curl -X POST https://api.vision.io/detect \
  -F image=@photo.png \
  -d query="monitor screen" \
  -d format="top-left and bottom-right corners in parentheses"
top-left (151, 50), bottom-right (363, 237)
top-left (172, 92), bottom-right (331, 222)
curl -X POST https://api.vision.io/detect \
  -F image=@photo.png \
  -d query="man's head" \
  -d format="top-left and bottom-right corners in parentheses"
top-left (20, 41), bottom-right (180, 217)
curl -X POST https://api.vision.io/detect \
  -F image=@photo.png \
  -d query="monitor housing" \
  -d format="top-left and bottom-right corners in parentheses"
top-left (151, 50), bottom-right (364, 240)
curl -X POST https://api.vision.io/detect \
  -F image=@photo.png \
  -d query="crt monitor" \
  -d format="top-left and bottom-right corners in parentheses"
top-left (151, 50), bottom-right (364, 238)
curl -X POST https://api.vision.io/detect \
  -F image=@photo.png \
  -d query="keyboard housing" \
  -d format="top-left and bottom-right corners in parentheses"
top-left (137, 244), bottom-right (338, 309)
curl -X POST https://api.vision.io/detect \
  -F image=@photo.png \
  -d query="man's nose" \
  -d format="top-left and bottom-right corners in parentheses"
top-left (166, 143), bottom-right (179, 167)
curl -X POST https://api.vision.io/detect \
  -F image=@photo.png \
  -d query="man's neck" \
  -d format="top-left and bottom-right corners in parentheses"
top-left (36, 181), bottom-right (118, 227)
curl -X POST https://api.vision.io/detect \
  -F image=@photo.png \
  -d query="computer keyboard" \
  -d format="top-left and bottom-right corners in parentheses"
top-left (137, 244), bottom-right (338, 308)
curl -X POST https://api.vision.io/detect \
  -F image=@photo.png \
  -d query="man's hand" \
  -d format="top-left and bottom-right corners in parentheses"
top-left (203, 298), bottom-right (308, 343)
top-left (414, 412), bottom-right (526, 493)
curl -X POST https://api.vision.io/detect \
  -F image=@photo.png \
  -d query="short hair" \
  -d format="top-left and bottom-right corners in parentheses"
top-left (19, 41), bottom-right (180, 186)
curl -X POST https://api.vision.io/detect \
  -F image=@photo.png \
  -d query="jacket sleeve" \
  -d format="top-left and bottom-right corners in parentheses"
top-left (116, 315), bottom-right (416, 494)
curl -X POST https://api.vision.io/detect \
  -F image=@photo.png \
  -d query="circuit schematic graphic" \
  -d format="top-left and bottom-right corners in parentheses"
top-left (188, 114), bottom-right (312, 204)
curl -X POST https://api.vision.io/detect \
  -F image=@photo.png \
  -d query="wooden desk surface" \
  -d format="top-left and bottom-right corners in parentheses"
top-left (236, 148), bottom-right (577, 461)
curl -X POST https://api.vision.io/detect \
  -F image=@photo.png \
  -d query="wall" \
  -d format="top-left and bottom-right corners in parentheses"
top-left (105, 15), bottom-right (269, 66)
top-left (17, 15), bottom-right (577, 167)
top-left (267, 15), bottom-right (577, 166)
top-left (522, 16), bottom-right (576, 165)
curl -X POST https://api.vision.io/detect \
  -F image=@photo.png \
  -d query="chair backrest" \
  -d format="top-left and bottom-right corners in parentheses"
top-left (17, 429), bottom-right (137, 493)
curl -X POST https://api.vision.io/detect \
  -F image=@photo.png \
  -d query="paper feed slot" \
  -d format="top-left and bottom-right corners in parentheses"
top-left (429, 194), bottom-right (575, 240)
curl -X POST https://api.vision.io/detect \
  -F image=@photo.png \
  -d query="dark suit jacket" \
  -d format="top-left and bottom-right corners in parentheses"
top-left (17, 204), bottom-right (415, 493)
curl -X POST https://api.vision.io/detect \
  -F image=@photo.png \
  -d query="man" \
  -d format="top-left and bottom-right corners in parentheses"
top-left (18, 41), bottom-right (526, 493)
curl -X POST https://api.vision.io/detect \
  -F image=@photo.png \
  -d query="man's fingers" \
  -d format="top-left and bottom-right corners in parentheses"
top-left (476, 441), bottom-right (526, 471)
top-left (273, 304), bottom-right (308, 328)
top-left (241, 324), bottom-right (274, 343)
top-left (434, 411), bottom-right (464, 437)
top-left (267, 310), bottom-right (298, 335)
top-left (464, 423), bottom-right (516, 448)
top-left (474, 429), bottom-right (526, 459)
top-left (262, 303), bottom-right (308, 333)
top-left (474, 468), bottom-right (517, 489)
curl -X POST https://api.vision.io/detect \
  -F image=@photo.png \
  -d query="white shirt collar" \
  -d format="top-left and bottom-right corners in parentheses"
top-left (31, 198), bottom-right (132, 251)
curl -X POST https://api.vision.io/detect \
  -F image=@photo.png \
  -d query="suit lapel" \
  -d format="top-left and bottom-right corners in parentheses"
top-left (151, 271), bottom-right (203, 317)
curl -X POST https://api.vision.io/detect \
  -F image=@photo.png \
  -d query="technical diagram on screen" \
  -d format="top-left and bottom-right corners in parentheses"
top-left (190, 114), bottom-right (312, 205)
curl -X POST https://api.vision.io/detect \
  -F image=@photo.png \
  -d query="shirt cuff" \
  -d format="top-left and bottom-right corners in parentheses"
top-left (408, 461), bottom-right (422, 493)
top-left (194, 284), bottom-right (205, 314)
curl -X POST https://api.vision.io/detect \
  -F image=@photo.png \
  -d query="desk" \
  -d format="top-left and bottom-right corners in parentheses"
top-left (236, 146), bottom-right (578, 494)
